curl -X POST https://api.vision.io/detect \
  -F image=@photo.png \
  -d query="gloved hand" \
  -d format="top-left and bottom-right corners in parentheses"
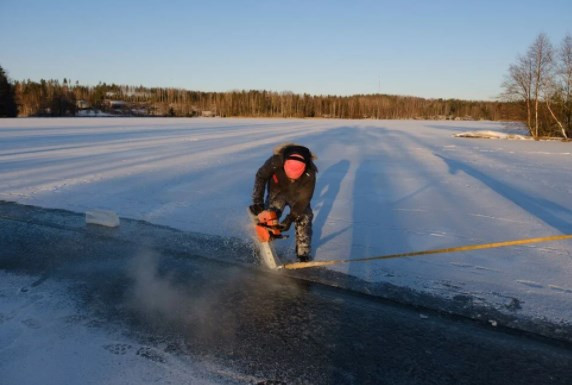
top-left (277, 214), bottom-right (294, 232)
top-left (249, 203), bottom-right (265, 216)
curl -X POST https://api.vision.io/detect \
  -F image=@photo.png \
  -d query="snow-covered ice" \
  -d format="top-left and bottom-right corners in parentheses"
top-left (0, 272), bottom-right (242, 385)
top-left (1, 117), bottom-right (571, 327)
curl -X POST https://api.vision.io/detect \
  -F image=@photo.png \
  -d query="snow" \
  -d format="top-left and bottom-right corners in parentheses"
top-left (454, 130), bottom-right (530, 140)
top-left (0, 272), bottom-right (241, 385)
top-left (76, 109), bottom-right (115, 117)
top-left (1, 117), bottom-right (571, 329)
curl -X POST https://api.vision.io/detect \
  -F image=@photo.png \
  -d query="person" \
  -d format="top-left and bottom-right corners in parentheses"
top-left (249, 143), bottom-right (318, 262)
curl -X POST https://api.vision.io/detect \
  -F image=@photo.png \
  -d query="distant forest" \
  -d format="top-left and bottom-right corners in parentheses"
top-left (10, 78), bottom-right (523, 122)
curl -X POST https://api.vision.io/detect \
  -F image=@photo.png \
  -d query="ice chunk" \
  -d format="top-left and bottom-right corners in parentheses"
top-left (453, 130), bottom-right (529, 140)
top-left (85, 210), bottom-right (120, 227)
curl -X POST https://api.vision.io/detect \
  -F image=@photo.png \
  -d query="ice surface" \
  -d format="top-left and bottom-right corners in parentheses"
top-left (1, 117), bottom-right (571, 326)
top-left (0, 272), bottom-right (242, 385)
top-left (85, 209), bottom-right (120, 227)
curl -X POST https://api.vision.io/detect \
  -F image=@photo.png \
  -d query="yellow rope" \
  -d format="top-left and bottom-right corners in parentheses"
top-left (280, 234), bottom-right (572, 270)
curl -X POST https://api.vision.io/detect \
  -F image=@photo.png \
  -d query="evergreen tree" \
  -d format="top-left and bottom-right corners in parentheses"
top-left (0, 65), bottom-right (19, 117)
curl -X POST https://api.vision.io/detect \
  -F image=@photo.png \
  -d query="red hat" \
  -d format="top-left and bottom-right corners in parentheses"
top-left (284, 153), bottom-right (306, 180)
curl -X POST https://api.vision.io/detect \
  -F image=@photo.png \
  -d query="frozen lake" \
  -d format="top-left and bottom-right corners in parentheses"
top-left (1, 117), bottom-right (571, 334)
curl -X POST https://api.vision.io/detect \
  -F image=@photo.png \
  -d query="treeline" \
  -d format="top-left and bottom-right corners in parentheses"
top-left (2, 64), bottom-right (522, 121)
top-left (11, 79), bottom-right (522, 121)
top-left (502, 33), bottom-right (572, 139)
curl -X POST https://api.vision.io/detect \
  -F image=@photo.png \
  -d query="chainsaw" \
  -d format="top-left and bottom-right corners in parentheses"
top-left (254, 210), bottom-right (288, 242)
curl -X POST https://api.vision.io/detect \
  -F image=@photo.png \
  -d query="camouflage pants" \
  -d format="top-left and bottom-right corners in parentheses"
top-left (267, 197), bottom-right (313, 258)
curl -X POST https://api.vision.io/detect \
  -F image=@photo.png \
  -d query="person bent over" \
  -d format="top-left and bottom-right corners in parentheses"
top-left (249, 143), bottom-right (318, 262)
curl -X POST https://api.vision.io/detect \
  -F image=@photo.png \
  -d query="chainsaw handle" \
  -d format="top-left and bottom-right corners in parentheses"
top-left (257, 222), bottom-right (289, 239)
top-left (257, 222), bottom-right (281, 230)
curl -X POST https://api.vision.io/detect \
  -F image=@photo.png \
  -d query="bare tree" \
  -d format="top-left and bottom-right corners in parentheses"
top-left (538, 34), bottom-right (571, 140)
top-left (502, 55), bottom-right (534, 135)
top-left (558, 34), bottom-right (572, 135)
top-left (542, 75), bottom-right (567, 139)
top-left (503, 34), bottom-right (572, 139)
top-left (528, 33), bottom-right (554, 138)
top-left (534, 35), bottom-right (568, 139)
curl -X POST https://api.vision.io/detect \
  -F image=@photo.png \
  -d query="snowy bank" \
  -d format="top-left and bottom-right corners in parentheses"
top-left (454, 130), bottom-right (531, 140)
top-left (76, 109), bottom-right (115, 117)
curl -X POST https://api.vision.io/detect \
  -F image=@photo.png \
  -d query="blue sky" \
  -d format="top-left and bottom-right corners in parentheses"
top-left (1, 0), bottom-right (571, 100)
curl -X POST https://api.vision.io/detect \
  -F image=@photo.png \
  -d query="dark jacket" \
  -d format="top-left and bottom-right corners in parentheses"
top-left (252, 143), bottom-right (318, 219)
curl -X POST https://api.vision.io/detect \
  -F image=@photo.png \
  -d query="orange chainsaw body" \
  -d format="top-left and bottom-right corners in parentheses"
top-left (255, 210), bottom-right (281, 242)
